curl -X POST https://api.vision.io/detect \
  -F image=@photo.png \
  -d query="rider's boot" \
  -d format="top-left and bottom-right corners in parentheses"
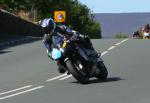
top-left (58, 66), bottom-right (66, 73)
top-left (57, 61), bottom-right (66, 74)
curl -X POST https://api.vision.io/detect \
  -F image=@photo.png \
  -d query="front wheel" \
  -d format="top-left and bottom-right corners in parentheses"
top-left (95, 62), bottom-right (108, 80)
top-left (66, 59), bottom-right (89, 84)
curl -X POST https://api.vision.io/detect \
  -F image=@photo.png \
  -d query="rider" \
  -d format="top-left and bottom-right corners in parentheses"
top-left (132, 31), bottom-right (140, 39)
top-left (142, 23), bottom-right (150, 39)
top-left (40, 18), bottom-right (99, 73)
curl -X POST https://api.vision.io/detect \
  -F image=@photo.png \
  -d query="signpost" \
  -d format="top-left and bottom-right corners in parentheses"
top-left (54, 11), bottom-right (66, 23)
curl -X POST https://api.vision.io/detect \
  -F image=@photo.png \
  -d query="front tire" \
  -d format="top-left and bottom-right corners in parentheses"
top-left (95, 62), bottom-right (108, 80)
top-left (66, 59), bottom-right (89, 84)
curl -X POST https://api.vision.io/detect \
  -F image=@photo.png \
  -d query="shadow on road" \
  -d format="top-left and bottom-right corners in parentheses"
top-left (0, 36), bottom-right (42, 54)
top-left (71, 77), bottom-right (124, 85)
top-left (0, 50), bottom-right (12, 54)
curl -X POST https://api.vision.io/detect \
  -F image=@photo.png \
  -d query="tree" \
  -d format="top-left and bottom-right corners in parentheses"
top-left (0, 0), bottom-right (101, 38)
top-left (65, 2), bottom-right (101, 38)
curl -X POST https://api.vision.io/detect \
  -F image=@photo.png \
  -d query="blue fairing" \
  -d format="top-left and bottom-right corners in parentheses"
top-left (51, 48), bottom-right (62, 60)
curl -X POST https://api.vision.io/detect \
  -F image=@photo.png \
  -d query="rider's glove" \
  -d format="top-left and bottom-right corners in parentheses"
top-left (70, 34), bottom-right (78, 41)
top-left (47, 50), bottom-right (54, 60)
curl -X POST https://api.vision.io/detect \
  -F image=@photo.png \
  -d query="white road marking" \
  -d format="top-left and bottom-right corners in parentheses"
top-left (108, 46), bottom-right (116, 50)
top-left (115, 42), bottom-right (122, 46)
top-left (0, 85), bottom-right (32, 96)
top-left (59, 75), bottom-right (72, 80)
top-left (101, 51), bottom-right (108, 56)
top-left (0, 86), bottom-right (44, 100)
top-left (46, 73), bottom-right (67, 81)
top-left (121, 39), bottom-right (128, 43)
top-left (115, 39), bottom-right (128, 46)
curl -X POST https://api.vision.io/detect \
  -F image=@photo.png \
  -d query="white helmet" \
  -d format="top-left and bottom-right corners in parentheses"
top-left (41, 18), bottom-right (56, 35)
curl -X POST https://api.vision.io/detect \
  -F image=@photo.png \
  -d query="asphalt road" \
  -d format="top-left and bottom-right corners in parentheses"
top-left (0, 38), bottom-right (150, 103)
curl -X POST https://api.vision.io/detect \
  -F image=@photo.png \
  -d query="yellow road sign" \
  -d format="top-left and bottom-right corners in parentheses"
top-left (54, 11), bottom-right (66, 23)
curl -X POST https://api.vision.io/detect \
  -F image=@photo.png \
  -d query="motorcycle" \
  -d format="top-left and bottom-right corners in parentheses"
top-left (50, 33), bottom-right (108, 84)
top-left (143, 32), bottom-right (150, 39)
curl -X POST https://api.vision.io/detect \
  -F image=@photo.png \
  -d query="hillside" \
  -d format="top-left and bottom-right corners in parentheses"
top-left (94, 13), bottom-right (150, 38)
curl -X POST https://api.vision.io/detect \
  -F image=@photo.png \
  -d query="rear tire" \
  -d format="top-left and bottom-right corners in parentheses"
top-left (95, 62), bottom-right (108, 80)
top-left (66, 59), bottom-right (89, 84)
top-left (144, 36), bottom-right (150, 39)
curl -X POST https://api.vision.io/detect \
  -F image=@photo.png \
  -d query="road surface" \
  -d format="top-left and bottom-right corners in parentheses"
top-left (0, 37), bottom-right (150, 103)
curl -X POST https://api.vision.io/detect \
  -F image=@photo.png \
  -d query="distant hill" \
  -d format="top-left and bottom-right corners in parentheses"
top-left (94, 13), bottom-right (150, 38)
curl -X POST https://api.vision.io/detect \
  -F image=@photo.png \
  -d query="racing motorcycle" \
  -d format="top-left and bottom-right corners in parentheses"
top-left (50, 33), bottom-right (108, 84)
top-left (143, 32), bottom-right (150, 39)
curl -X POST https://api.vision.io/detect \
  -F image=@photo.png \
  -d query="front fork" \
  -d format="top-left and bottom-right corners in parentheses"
top-left (89, 54), bottom-right (104, 77)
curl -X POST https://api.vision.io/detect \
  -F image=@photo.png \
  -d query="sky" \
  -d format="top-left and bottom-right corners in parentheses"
top-left (78, 0), bottom-right (150, 13)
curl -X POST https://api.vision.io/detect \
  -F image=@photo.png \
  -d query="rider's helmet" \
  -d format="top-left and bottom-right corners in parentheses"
top-left (41, 18), bottom-right (56, 35)
top-left (145, 23), bottom-right (150, 29)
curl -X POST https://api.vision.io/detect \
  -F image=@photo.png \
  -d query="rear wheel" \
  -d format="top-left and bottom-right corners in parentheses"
top-left (144, 36), bottom-right (150, 39)
top-left (95, 62), bottom-right (108, 80)
top-left (66, 59), bottom-right (89, 84)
